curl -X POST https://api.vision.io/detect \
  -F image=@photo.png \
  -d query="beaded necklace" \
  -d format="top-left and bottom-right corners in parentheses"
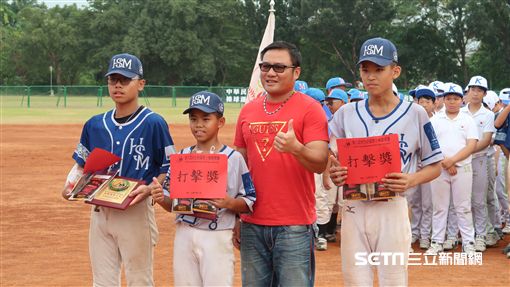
top-left (263, 91), bottom-right (294, 115)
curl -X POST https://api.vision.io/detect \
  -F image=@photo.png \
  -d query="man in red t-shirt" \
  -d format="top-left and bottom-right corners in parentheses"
top-left (234, 41), bottom-right (329, 286)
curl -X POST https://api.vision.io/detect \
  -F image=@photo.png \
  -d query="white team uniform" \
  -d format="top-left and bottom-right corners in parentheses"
top-left (460, 104), bottom-right (496, 238)
top-left (486, 145), bottom-right (502, 234)
top-left (430, 112), bottom-right (478, 245)
top-left (406, 165), bottom-right (433, 242)
top-left (163, 145), bottom-right (256, 287)
top-left (315, 138), bottom-right (343, 225)
top-left (330, 100), bottom-right (443, 286)
top-left (495, 151), bottom-right (510, 225)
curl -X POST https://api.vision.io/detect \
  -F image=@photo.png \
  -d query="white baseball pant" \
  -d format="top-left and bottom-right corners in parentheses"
top-left (446, 197), bottom-right (459, 240)
top-left (341, 197), bottom-right (410, 286)
top-left (406, 183), bottom-right (432, 240)
top-left (471, 156), bottom-right (489, 237)
top-left (315, 173), bottom-right (333, 225)
top-left (431, 164), bottom-right (475, 245)
top-left (495, 152), bottom-right (510, 224)
top-left (173, 223), bottom-right (234, 286)
top-left (89, 197), bottom-right (158, 287)
top-left (486, 153), bottom-right (502, 230)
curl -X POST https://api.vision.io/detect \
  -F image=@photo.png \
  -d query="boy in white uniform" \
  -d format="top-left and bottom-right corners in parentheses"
top-left (483, 91), bottom-right (504, 245)
top-left (151, 91), bottom-right (256, 286)
top-left (329, 37), bottom-right (442, 286)
top-left (461, 76), bottom-right (496, 252)
top-left (425, 83), bottom-right (479, 255)
top-left (429, 81), bottom-right (445, 113)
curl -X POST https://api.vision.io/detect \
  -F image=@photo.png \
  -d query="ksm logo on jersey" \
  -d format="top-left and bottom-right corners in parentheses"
top-left (249, 121), bottom-right (286, 162)
top-left (129, 138), bottom-right (149, 170)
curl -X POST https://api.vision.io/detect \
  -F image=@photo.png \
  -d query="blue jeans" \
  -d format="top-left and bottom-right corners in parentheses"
top-left (240, 222), bottom-right (315, 287)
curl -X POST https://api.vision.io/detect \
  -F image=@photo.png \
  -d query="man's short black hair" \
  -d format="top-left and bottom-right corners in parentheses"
top-left (260, 41), bottom-right (301, 67)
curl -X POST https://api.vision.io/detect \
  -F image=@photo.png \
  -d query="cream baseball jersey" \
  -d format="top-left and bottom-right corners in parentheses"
top-left (329, 99), bottom-right (443, 177)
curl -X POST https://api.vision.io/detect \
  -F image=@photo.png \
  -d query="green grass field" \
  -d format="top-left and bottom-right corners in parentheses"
top-left (0, 96), bottom-right (243, 125)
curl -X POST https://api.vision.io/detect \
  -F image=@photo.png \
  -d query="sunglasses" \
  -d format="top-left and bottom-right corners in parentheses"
top-left (107, 76), bottom-right (140, 86)
top-left (259, 63), bottom-right (295, 73)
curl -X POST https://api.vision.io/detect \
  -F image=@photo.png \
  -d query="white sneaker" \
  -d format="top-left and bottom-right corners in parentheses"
top-left (463, 242), bottom-right (476, 256)
top-left (486, 232), bottom-right (499, 247)
top-left (316, 237), bottom-right (327, 251)
top-left (502, 225), bottom-right (510, 234)
top-left (475, 235), bottom-right (486, 252)
top-left (443, 238), bottom-right (457, 250)
top-left (324, 233), bottom-right (337, 243)
top-left (419, 238), bottom-right (430, 249)
top-left (411, 235), bottom-right (419, 244)
top-left (425, 242), bottom-right (443, 255)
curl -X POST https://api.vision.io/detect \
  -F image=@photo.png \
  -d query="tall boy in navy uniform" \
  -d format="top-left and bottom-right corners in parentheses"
top-left (62, 53), bottom-right (175, 286)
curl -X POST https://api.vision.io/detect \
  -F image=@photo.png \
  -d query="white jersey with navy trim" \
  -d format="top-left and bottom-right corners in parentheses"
top-left (164, 145), bottom-right (256, 231)
top-left (72, 107), bottom-right (175, 184)
top-left (330, 99), bottom-right (443, 177)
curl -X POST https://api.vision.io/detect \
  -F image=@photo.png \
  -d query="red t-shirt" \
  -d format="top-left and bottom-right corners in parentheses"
top-left (234, 91), bottom-right (329, 225)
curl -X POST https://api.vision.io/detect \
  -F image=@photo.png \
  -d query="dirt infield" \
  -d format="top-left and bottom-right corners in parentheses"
top-left (1, 124), bottom-right (509, 286)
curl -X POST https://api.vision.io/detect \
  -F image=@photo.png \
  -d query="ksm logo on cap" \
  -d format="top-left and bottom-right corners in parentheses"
top-left (357, 37), bottom-right (398, 67)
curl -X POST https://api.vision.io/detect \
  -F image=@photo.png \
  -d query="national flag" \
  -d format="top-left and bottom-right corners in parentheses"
top-left (246, 4), bottom-right (275, 103)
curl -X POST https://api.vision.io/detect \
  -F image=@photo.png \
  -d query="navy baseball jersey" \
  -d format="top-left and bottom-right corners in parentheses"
top-left (330, 99), bottom-right (443, 176)
top-left (73, 107), bottom-right (175, 184)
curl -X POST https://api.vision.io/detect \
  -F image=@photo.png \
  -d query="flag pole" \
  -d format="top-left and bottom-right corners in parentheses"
top-left (245, 0), bottom-right (276, 104)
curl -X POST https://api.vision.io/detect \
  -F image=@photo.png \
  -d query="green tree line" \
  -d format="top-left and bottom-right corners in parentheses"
top-left (1, 0), bottom-right (509, 90)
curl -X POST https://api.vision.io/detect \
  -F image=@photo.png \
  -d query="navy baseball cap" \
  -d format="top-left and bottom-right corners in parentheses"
top-left (304, 88), bottom-right (325, 103)
top-left (408, 85), bottom-right (429, 97)
top-left (357, 37), bottom-right (398, 66)
top-left (326, 77), bottom-right (352, 90)
top-left (414, 87), bottom-right (436, 100)
top-left (183, 91), bottom-right (225, 115)
top-left (105, 53), bottom-right (143, 78)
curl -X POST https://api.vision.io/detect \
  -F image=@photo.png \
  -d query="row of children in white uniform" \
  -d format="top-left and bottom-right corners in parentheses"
top-left (407, 77), bottom-right (510, 256)
top-left (298, 76), bottom-right (510, 255)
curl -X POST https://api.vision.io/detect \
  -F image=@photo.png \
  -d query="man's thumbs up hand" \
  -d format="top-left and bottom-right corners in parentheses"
top-left (274, 119), bottom-right (301, 154)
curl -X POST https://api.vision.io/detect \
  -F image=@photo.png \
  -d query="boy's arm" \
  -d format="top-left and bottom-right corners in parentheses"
top-left (129, 173), bottom-right (166, 206)
top-left (474, 132), bottom-right (493, 153)
top-left (441, 139), bottom-right (477, 169)
top-left (62, 163), bottom-right (84, 199)
top-left (494, 105), bottom-right (510, 128)
top-left (322, 154), bottom-right (333, 190)
top-left (150, 176), bottom-right (173, 212)
top-left (210, 196), bottom-right (250, 213)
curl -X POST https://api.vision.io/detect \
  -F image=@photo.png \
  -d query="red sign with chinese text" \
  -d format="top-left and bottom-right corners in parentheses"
top-left (169, 154), bottom-right (228, 198)
top-left (337, 134), bottom-right (401, 184)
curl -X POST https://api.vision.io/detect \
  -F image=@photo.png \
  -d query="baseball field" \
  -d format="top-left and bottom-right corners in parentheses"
top-left (1, 96), bottom-right (509, 286)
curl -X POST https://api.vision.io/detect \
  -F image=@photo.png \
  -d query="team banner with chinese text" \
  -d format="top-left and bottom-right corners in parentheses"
top-left (337, 134), bottom-right (401, 185)
top-left (246, 7), bottom-right (275, 103)
top-left (169, 154), bottom-right (228, 198)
